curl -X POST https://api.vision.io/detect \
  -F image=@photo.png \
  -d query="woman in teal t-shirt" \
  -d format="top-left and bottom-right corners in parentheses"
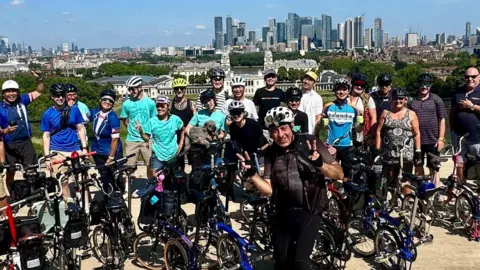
top-left (137, 95), bottom-right (185, 173)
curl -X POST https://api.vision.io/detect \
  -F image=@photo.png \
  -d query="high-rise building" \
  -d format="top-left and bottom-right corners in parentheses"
top-left (300, 36), bottom-right (309, 51)
top-left (337, 23), bottom-right (344, 42)
top-left (354, 16), bottom-right (364, 48)
top-left (301, 25), bottom-right (314, 39)
top-left (321, 14), bottom-right (332, 49)
top-left (71, 42), bottom-right (75, 52)
top-left (288, 13), bottom-right (300, 39)
top-left (344, 19), bottom-right (354, 50)
top-left (314, 18), bottom-right (322, 45)
top-left (248, 31), bottom-right (256, 44)
top-left (286, 18), bottom-right (294, 41)
top-left (466, 22), bottom-right (472, 38)
top-left (226, 16), bottom-right (233, 46)
top-left (405, 33), bottom-right (418, 48)
top-left (331, 29), bottom-right (338, 45)
top-left (262, 27), bottom-right (270, 42)
top-left (269, 18), bottom-right (277, 45)
top-left (62, 43), bottom-right (69, 52)
top-left (214, 16), bottom-right (223, 49)
top-left (238, 22), bottom-right (246, 37)
top-left (364, 28), bottom-right (373, 49)
top-left (374, 18), bottom-right (383, 48)
top-left (277, 22), bottom-right (286, 43)
top-left (383, 32), bottom-right (389, 46)
top-left (0, 36), bottom-right (9, 49)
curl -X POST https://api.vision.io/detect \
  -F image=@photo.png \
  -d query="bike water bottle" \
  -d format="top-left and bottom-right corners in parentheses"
top-left (156, 171), bottom-right (165, 192)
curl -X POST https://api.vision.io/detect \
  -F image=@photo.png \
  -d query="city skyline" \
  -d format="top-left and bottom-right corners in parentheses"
top-left (1, 0), bottom-right (480, 48)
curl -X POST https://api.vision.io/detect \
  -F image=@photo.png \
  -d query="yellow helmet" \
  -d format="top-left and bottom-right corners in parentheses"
top-left (172, 78), bottom-right (188, 88)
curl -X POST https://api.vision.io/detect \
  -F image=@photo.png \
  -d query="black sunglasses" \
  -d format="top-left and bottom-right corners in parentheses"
top-left (52, 94), bottom-right (64, 98)
top-left (101, 98), bottom-right (114, 104)
top-left (465, 75), bottom-right (478, 79)
top-left (174, 87), bottom-right (186, 91)
top-left (212, 77), bottom-right (223, 81)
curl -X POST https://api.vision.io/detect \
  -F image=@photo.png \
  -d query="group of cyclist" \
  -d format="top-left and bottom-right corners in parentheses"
top-left (0, 65), bottom-right (479, 269)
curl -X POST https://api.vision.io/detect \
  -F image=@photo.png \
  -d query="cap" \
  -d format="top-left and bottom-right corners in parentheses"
top-left (304, 71), bottom-right (318, 81)
top-left (264, 69), bottom-right (277, 77)
top-left (2, 80), bottom-right (19, 91)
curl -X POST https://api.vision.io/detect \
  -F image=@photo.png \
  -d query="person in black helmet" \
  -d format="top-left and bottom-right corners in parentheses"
top-left (370, 74), bottom-right (393, 120)
top-left (196, 68), bottom-right (228, 111)
top-left (89, 90), bottom-right (123, 189)
top-left (285, 87), bottom-right (309, 134)
top-left (407, 73), bottom-right (446, 186)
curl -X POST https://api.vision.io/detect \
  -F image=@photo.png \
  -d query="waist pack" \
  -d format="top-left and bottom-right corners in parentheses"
top-left (64, 208), bottom-right (88, 249)
top-left (18, 236), bottom-right (46, 270)
top-left (138, 188), bottom-right (176, 231)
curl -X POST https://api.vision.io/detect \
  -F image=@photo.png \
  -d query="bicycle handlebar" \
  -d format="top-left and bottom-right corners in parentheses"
top-left (95, 153), bottom-right (136, 170)
top-left (52, 151), bottom-right (97, 165)
top-left (45, 174), bottom-right (64, 202)
top-left (454, 133), bottom-right (469, 156)
top-left (0, 188), bottom-right (46, 212)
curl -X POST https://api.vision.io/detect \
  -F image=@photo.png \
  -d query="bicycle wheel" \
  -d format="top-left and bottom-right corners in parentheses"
top-left (455, 193), bottom-right (474, 228)
top-left (164, 238), bottom-right (189, 270)
top-left (310, 226), bottom-right (337, 269)
top-left (240, 199), bottom-right (253, 222)
top-left (91, 225), bottom-right (109, 264)
top-left (374, 226), bottom-right (412, 270)
top-left (188, 231), bottom-right (219, 269)
top-left (217, 234), bottom-right (242, 269)
top-left (430, 188), bottom-right (455, 221)
top-left (401, 194), bottom-right (425, 235)
top-left (327, 196), bottom-right (344, 227)
top-left (133, 232), bottom-right (166, 270)
top-left (346, 217), bottom-right (375, 257)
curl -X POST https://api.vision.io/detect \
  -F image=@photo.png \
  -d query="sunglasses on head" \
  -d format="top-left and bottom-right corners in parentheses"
top-left (465, 75), bottom-right (478, 79)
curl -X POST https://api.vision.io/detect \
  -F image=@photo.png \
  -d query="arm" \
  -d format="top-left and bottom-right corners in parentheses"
top-left (177, 127), bottom-right (185, 154)
top-left (316, 141), bottom-right (344, 180)
top-left (77, 124), bottom-right (87, 149)
top-left (139, 130), bottom-right (151, 142)
top-left (0, 139), bottom-right (5, 163)
top-left (120, 103), bottom-right (129, 127)
top-left (43, 132), bottom-right (51, 156)
top-left (375, 111), bottom-right (387, 149)
top-left (314, 95), bottom-right (324, 130)
top-left (185, 124), bottom-right (193, 136)
top-left (29, 73), bottom-right (45, 101)
top-left (410, 111), bottom-right (421, 151)
top-left (217, 130), bottom-right (225, 139)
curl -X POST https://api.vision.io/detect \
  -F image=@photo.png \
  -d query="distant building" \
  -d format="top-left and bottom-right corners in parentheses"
top-left (405, 33), bottom-right (419, 48)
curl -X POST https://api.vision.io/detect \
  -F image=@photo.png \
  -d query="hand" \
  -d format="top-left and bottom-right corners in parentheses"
top-left (459, 99), bottom-right (474, 109)
top-left (45, 160), bottom-right (53, 172)
top-left (31, 70), bottom-right (42, 79)
top-left (305, 140), bottom-right (323, 167)
top-left (414, 151), bottom-right (423, 167)
top-left (106, 156), bottom-right (114, 165)
top-left (236, 151), bottom-right (258, 178)
top-left (436, 139), bottom-right (445, 152)
top-left (3, 125), bottom-right (17, 134)
top-left (82, 149), bottom-right (88, 156)
top-left (135, 120), bottom-right (142, 132)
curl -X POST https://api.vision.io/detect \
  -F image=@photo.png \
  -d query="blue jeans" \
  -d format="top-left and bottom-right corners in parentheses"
top-left (151, 155), bottom-right (168, 172)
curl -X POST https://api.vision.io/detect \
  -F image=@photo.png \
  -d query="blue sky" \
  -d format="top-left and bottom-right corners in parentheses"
top-left (1, 0), bottom-right (479, 49)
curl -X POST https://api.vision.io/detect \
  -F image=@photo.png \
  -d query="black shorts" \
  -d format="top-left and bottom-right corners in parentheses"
top-left (420, 144), bottom-right (439, 166)
top-left (5, 140), bottom-right (38, 171)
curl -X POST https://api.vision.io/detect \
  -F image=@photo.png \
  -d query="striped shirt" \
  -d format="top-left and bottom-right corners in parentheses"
top-left (196, 89), bottom-right (228, 112)
top-left (408, 93), bottom-right (446, 145)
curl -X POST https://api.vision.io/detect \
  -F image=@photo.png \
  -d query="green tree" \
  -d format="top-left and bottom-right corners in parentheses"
top-left (277, 66), bottom-right (288, 82)
top-left (394, 61), bottom-right (408, 71)
top-left (397, 64), bottom-right (423, 91)
top-left (172, 74), bottom-right (187, 79)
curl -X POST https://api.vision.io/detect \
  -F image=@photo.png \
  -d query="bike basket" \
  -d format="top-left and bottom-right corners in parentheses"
top-left (18, 236), bottom-right (46, 270)
top-left (15, 216), bottom-right (42, 239)
top-left (138, 189), bottom-right (176, 231)
top-left (64, 210), bottom-right (88, 249)
top-left (106, 195), bottom-right (128, 214)
top-left (188, 168), bottom-right (209, 195)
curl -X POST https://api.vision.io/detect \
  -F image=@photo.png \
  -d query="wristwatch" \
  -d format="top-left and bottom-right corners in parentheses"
top-left (438, 138), bottom-right (446, 142)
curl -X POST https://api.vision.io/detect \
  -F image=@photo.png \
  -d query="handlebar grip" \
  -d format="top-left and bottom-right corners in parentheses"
top-left (126, 153), bottom-right (136, 159)
top-left (44, 152), bottom-right (58, 159)
top-left (52, 159), bottom-right (63, 165)
top-left (84, 151), bottom-right (97, 157)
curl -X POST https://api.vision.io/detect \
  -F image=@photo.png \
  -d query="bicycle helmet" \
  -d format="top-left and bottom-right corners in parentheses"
top-left (209, 68), bottom-right (226, 78)
top-left (417, 73), bottom-right (434, 83)
top-left (64, 84), bottom-right (78, 93)
top-left (264, 107), bottom-right (295, 128)
top-left (50, 84), bottom-right (65, 95)
top-left (351, 73), bottom-right (368, 85)
top-left (333, 78), bottom-right (351, 90)
top-left (2, 80), bottom-right (19, 91)
top-left (227, 100), bottom-right (245, 112)
top-left (200, 89), bottom-right (216, 103)
top-left (100, 89), bottom-right (116, 100)
top-left (172, 78), bottom-right (188, 88)
top-left (156, 95), bottom-right (170, 104)
top-left (126, 76), bottom-right (143, 88)
top-left (392, 88), bottom-right (408, 98)
top-left (231, 76), bottom-right (245, 87)
top-left (377, 74), bottom-right (392, 86)
top-left (285, 87), bottom-right (302, 101)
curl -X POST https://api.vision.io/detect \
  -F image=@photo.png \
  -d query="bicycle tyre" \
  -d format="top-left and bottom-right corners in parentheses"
top-left (240, 199), bottom-right (252, 222)
top-left (164, 238), bottom-right (189, 270)
top-left (310, 225), bottom-right (337, 269)
top-left (188, 231), bottom-right (219, 269)
top-left (401, 194), bottom-right (425, 234)
top-left (216, 234), bottom-right (242, 269)
top-left (327, 195), bottom-right (344, 228)
top-left (91, 225), bottom-right (109, 264)
top-left (374, 225), bottom-right (412, 269)
top-left (346, 217), bottom-right (375, 257)
top-left (455, 193), bottom-right (474, 228)
top-left (133, 232), bottom-right (166, 270)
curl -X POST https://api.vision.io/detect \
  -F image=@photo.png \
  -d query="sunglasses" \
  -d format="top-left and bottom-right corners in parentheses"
top-left (465, 75), bottom-right (478, 79)
top-left (52, 94), bottom-right (64, 98)
top-left (156, 103), bottom-right (168, 108)
top-left (393, 97), bottom-right (406, 100)
top-left (174, 87), bottom-right (186, 91)
top-left (334, 87), bottom-right (349, 92)
top-left (353, 84), bottom-right (365, 88)
top-left (128, 87), bottom-right (139, 91)
top-left (420, 83), bottom-right (432, 88)
top-left (212, 77), bottom-right (223, 81)
top-left (230, 110), bottom-right (244, 116)
top-left (101, 98), bottom-right (114, 104)
top-left (288, 99), bottom-right (301, 103)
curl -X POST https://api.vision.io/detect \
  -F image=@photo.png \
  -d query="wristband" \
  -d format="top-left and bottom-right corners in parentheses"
top-left (82, 146), bottom-right (88, 150)
top-left (108, 156), bottom-right (114, 159)
top-left (415, 149), bottom-right (422, 153)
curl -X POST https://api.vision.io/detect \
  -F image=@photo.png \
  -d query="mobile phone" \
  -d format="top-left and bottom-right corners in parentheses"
top-left (8, 120), bottom-right (17, 126)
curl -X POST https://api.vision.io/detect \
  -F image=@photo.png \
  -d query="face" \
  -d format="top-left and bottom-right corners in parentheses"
top-left (269, 124), bottom-right (294, 148)
top-left (51, 94), bottom-right (66, 106)
top-left (287, 98), bottom-right (301, 110)
top-left (156, 103), bottom-right (169, 116)
top-left (264, 75), bottom-right (277, 86)
top-left (66, 92), bottom-right (77, 102)
top-left (334, 85), bottom-right (349, 100)
top-left (464, 68), bottom-right (480, 90)
top-left (392, 96), bottom-right (407, 109)
top-left (100, 97), bottom-right (114, 110)
top-left (352, 81), bottom-right (366, 95)
top-left (203, 98), bottom-right (215, 110)
top-left (211, 77), bottom-right (224, 90)
top-left (128, 86), bottom-right (142, 98)
top-left (379, 82), bottom-right (392, 94)
top-left (417, 81), bottom-right (432, 95)
top-left (230, 110), bottom-right (245, 123)
top-left (3, 89), bottom-right (19, 103)
top-left (232, 86), bottom-right (244, 99)
top-left (302, 76), bottom-right (315, 91)
top-left (174, 87), bottom-right (186, 98)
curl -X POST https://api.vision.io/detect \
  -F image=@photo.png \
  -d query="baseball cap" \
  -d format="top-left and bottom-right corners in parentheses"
top-left (304, 71), bottom-right (318, 81)
top-left (2, 80), bottom-right (19, 91)
top-left (264, 69), bottom-right (277, 77)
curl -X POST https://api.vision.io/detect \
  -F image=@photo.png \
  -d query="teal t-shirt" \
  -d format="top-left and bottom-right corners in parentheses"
top-left (143, 115), bottom-right (184, 161)
top-left (75, 101), bottom-right (90, 143)
top-left (120, 96), bottom-right (157, 142)
top-left (189, 109), bottom-right (226, 133)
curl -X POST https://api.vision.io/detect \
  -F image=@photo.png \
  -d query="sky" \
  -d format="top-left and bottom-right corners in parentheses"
top-left (1, 0), bottom-right (479, 49)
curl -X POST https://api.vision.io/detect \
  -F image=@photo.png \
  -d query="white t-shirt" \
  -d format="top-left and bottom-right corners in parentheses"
top-left (348, 96), bottom-right (376, 142)
top-left (299, 90), bottom-right (323, 135)
top-left (222, 98), bottom-right (258, 121)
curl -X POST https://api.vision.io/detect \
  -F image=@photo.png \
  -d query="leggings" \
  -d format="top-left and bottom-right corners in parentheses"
top-left (272, 208), bottom-right (322, 270)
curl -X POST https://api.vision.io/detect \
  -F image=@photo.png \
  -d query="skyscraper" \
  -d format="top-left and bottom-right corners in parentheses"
top-left (321, 14), bottom-right (332, 49)
top-left (314, 18), bottom-right (322, 45)
top-left (277, 22), bottom-right (286, 43)
top-left (262, 27), bottom-right (270, 42)
top-left (226, 16), bottom-right (233, 46)
top-left (289, 13), bottom-right (300, 39)
top-left (214, 16), bottom-right (223, 49)
top-left (239, 22), bottom-right (246, 37)
top-left (466, 22), bottom-right (471, 38)
top-left (286, 18), bottom-right (294, 41)
top-left (269, 18), bottom-right (277, 45)
top-left (337, 23), bottom-right (344, 42)
top-left (344, 19), bottom-right (354, 50)
top-left (354, 16), bottom-right (364, 48)
top-left (248, 31), bottom-right (256, 44)
top-left (301, 25), bottom-right (314, 39)
top-left (374, 18), bottom-right (383, 48)
top-left (364, 28), bottom-right (373, 49)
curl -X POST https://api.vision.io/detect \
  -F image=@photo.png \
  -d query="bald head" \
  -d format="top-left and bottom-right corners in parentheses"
top-left (465, 67), bottom-right (480, 90)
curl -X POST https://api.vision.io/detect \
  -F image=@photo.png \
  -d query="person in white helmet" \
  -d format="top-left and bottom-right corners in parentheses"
top-left (222, 76), bottom-right (258, 122)
top-left (120, 76), bottom-right (157, 180)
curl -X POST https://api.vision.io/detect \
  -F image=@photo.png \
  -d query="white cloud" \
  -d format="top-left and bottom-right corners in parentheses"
top-left (10, 0), bottom-right (23, 5)
top-left (164, 30), bottom-right (174, 36)
top-left (62, 11), bottom-right (70, 15)
top-left (195, 24), bottom-right (206, 30)
top-left (184, 32), bottom-right (191, 35)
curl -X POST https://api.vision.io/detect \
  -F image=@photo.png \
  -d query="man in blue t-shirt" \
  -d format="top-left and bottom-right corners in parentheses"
top-left (0, 70), bottom-right (44, 203)
top-left (65, 84), bottom-right (90, 143)
top-left (41, 84), bottom-right (87, 198)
